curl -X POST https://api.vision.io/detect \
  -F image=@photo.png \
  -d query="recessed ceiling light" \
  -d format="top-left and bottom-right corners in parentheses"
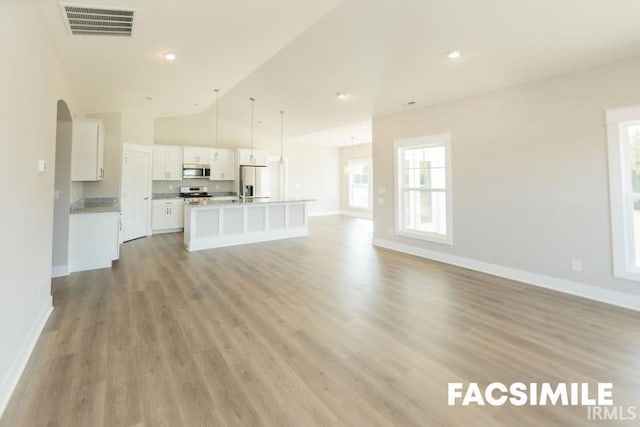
top-left (164, 52), bottom-right (176, 61)
top-left (146, 96), bottom-right (155, 101)
top-left (336, 92), bottom-right (348, 100)
top-left (447, 50), bottom-right (461, 59)
top-left (407, 101), bottom-right (416, 106)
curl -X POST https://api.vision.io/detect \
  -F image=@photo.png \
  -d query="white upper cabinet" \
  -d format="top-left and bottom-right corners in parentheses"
top-left (210, 148), bottom-right (235, 181)
top-left (237, 148), bottom-right (268, 166)
top-left (71, 118), bottom-right (104, 181)
top-left (183, 146), bottom-right (210, 165)
top-left (152, 145), bottom-right (183, 181)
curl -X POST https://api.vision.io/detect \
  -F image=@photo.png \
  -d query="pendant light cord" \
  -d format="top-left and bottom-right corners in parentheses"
top-left (214, 89), bottom-right (220, 159)
top-left (249, 97), bottom-right (255, 162)
top-left (280, 110), bottom-right (284, 162)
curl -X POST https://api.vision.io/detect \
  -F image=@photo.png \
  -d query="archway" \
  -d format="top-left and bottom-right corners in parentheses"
top-left (51, 100), bottom-right (72, 277)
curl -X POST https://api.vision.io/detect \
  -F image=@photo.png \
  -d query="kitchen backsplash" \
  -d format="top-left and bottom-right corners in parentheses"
top-left (152, 179), bottom-right (235, 194)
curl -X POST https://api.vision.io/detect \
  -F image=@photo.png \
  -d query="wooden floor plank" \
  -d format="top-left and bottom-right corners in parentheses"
top-left (1, 216), bottom-right (639, 426)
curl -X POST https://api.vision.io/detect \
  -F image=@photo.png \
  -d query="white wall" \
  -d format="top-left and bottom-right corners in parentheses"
top-left (373, 55), bottom-right (640, 308)
top-left (0, 0), bottom-right (78, 416)
top-left (122, 110), bottom-right (155, 146)
top-left (152, 180), bottom-right (235, 195)
top-left (340, 143), bottom-right (372, 218)
top-left (286, 144), bottom-right (340, 214)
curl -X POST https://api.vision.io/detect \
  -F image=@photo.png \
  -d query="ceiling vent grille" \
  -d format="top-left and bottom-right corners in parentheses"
top-left (61, 5), bottom-right (135, 36)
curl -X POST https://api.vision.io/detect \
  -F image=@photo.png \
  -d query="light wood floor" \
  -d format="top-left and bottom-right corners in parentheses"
top-left (1, 216), bottom-right (639, 426)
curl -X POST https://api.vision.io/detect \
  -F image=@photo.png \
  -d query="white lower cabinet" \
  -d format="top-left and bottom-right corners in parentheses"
top-left (152, 199), bottom-right (184, 233)
top-left (69, 212), bottom-right (120, 272)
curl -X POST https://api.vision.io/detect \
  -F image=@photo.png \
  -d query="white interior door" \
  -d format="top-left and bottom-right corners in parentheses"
top-left (122, 145), bottom-right (152, 242)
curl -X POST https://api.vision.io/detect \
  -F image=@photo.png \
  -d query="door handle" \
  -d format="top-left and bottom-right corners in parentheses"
top-left (144, 197), bottom-right (149, 200)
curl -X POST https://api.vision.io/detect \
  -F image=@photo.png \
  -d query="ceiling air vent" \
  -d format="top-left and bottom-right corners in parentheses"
top-left (61, 4), bottom-right (135, 36)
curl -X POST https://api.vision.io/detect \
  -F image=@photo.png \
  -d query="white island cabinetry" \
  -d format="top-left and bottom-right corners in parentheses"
top-left (184, 199), bottom-right (311, 251)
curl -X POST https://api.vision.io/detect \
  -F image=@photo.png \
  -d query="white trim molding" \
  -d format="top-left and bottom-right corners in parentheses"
top-left (393, 133), bottom-right (453, 245)
top-left (340, 210), bottom-right (373, 219)
top-left (51, 264), bottom-right (69, 278)
top-left (605, 105), bottom-right (640, 281)
top-left (373, 238), bottom-right (640, 312)
top-left (309, 211), bottom-right (343, 217)
top-left (0, 301), bottom-right (53, 417)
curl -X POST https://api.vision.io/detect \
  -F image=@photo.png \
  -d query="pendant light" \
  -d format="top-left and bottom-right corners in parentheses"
top-left (249, 97), bottom-right (256, 163)
top-left (279, 110), bottom-right (285, 162)
top-left (213, 89), bottom-right (220, 160)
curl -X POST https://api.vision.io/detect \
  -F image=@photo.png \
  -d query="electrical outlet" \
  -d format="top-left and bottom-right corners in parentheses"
top-left (169, 184), bottom-right (173, 190)
top-left (571, 259), bottom-right (583, 272)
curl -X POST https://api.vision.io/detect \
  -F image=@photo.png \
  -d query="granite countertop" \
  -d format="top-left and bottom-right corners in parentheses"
top-left (70, 197), bottom-right (120, 214)
top-left (185, 198), bottom-right (314, 208)
top-left (210, 192), bottom-right (238, 198)
top-left (152, 193), bottom-right (181, 200)
top-left (152, 192), bottom-right (238, 200)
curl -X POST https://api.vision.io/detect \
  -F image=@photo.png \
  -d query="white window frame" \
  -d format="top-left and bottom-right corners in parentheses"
top-left (394, 133), bottom-right (453, 245)
top-left (606, 105), bottom-right (640, 281)
top-left (347, 158), bottom-right (372, 210)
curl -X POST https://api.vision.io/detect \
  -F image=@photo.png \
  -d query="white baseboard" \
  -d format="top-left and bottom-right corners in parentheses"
top-left (373, 238), bottom-right (640, 312)
top-left (340, 210), bottom-right (373, 219)
top-left (0, 301), bottom-right (53, 418)
top-left (309, 211), bottom-right (343, 217)
top-left (51, 264), bottom-right (68, 278)
top-left (308, 211), bottom-right (373, 219)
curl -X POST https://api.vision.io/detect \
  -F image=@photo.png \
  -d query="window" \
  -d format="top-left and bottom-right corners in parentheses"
top-left (348, 159), bottom-right (371, 209)
top-left (606, 105), bottom-right (640, 281)
top-left (395, 133), bottom-right (452, 244)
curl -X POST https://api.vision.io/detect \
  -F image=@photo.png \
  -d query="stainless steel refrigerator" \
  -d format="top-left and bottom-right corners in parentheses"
top-left (239, 165), bottom-right (270, 199)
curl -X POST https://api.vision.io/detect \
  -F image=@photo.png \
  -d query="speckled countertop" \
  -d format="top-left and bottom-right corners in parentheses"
top-left (70, 197), bottom-right (121, 214)
top-left (152, 193), bottom-right (181, 200)
top-left (152, 192), bottom-right (238, 200)
top-left (185, 198), bottom-right (313, 208)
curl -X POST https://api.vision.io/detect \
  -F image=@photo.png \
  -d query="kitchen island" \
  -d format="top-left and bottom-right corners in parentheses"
top-left (184, 198), bottom-right (313, 251)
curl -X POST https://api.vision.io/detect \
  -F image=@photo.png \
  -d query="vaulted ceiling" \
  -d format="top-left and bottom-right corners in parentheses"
top-left (37, 0), bottom-right (640, 146)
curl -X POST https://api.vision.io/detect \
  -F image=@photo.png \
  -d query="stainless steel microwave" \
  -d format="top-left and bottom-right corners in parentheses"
top-left (182, 164), bottom-right (211, 179)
